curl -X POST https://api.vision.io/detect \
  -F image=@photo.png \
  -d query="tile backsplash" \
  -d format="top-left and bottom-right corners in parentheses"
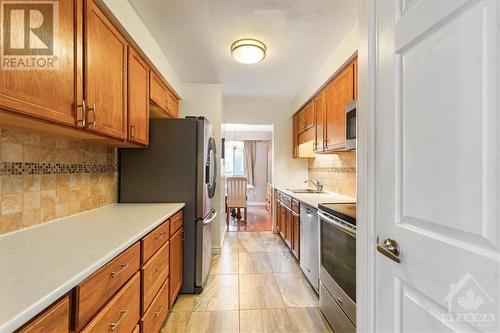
top-left (0, 125), bottom-right (118, 234)
top-left (308, 151), bottom-right (356, 197)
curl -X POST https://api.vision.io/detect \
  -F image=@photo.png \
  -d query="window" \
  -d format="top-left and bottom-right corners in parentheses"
top-left (224, 141), bottom-right (244, 176)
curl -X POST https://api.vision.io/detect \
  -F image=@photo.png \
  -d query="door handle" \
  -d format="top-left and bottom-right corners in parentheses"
top-left (377, 238), bottom-right (400, 263)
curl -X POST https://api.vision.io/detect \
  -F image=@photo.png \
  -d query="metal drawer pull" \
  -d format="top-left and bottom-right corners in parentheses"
top-left (110, 309), bottom-right (128, 332)
top-left (110, 263), bottom-right (130, 278)
top-left (154, 303), bottom-right (163, 318)
top-left (336, 297), bottom-right (343, 305)
top-left (76, 100), bottom-right (87, 127)
top-left (155, 232), bottom-right (166, 240)
top-left (377, 238), bottom-right (401, 263)
top-left (87, 103), bottom-right (97, 128)
top-left (155, 261), bottom-right (165, 272)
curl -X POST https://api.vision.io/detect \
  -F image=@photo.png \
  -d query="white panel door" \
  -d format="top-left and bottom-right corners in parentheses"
top-left (375, 0), bottom-right (500, 332)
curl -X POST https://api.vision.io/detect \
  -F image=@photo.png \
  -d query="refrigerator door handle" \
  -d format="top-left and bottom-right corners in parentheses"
top-left (203, 209), bottom-right (217, 225)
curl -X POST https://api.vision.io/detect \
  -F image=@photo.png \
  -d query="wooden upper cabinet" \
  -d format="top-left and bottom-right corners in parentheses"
top-left (0, 0), bottom-right (82, 126)
top-left (353, 59), bottom-right (358, 99)
top-left (325, 62), bottom-right (354, 150)
top-left (127, 47), bottom-right (149, 145)
top-left (292, 115), bottom-right (298, 158)
top-left (150, 71), bottom-right (179, 118)
top-left (85, 0), bottom-right (128, 140)
top-left (314, 91), bottom-right (325, 152)
top-left (296, 102), bottom-right (314, 134)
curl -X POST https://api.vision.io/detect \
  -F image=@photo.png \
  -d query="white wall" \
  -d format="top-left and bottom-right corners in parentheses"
top-left (224, 130), bottom-right (272, 141)
top-left (180, 84), bottom-right (224, 249)
top-left (102, 0), bottom-right (183, 97)
top-left (223, 98), bottom-right (308, 189)
top-left (291, 24), bottom-right (359, 111)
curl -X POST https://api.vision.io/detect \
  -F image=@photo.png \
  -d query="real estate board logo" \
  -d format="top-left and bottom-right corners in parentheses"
top-left (0, 0), bottom-right (59, 70)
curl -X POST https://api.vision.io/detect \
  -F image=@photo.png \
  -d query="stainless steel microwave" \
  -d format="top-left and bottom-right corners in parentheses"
top-left (345, 100), bottom-right (356, 150)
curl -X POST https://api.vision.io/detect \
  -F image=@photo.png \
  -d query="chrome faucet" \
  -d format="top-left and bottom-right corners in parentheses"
top-left (305, 179), bottom-right (323, 192)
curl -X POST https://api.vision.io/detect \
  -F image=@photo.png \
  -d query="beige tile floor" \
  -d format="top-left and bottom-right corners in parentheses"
top-left (161, 231), bottom-right (332, 333)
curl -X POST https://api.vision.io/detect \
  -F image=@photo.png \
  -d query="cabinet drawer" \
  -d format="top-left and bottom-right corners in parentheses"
top-left (169, 210), bottom-right (183, 236)
top-left (141, 241), bottom-right (169, 313)
top-left (141, 278), bottom-right (169, 333)
top-left (75, 243), bottom-right (140, 331)
top-left (280, 193), bottom-right (291, 209)
top-left (291, 199), bottom-right (300, 214)
top-left (141, 221), bottom-right (169, 264)
top-left (81, 273), bottom-right (140, 333)
top-left (17, 295), bottom-right (70, 333)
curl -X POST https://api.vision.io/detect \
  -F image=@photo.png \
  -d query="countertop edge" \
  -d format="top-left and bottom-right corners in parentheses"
top-left (274, 186), bottom-right (355, 208)
top-left (0, 203), bottom-right (185, 333)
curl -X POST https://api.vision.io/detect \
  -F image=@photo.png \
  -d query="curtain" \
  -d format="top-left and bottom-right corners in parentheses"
top-left (243, 141), bottom-right (257, 186)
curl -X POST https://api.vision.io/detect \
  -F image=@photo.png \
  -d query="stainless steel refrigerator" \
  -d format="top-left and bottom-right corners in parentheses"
top-left (119, 117), bottom-right (217, 293)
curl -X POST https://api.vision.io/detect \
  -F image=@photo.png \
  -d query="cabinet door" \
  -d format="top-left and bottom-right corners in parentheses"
top-left (169, 227), bottom-right (183, 306)
top-left (353, 58), bottom-right (358, 99)
top-left (127, 47), bottom-right (149, 145)
top-left (150, 71), bottom-right (168, 111)
top-left (0, 0), bottom-right (82, 126)
top-left (285, 208), bottom-right (292, 248)
top-left (303, 102), bottom-right (314, 131)
top-left (314, 91), bottom-right (325, 152)
top-left (85, 0), bottom-right (127, 139)
top-left (292, 212), bottom-right (300, 259)
top-left (292, 115), bottom-right (298, 158)
top-left (280, 203), bottom-right (286, 239)
top-left (325, 64), bottom-right (354, 150)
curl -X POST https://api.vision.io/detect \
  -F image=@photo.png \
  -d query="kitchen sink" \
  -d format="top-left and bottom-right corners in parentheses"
top-left (287, 188), bottom-right (324, 194)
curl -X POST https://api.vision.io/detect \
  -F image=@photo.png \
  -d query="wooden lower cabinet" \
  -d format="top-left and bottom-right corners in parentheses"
top-left (75, 243), bottom-right (140, 331)
top-left (292, 212), bottom-right (300, 260)
top-left (17, 295), bottom-right (70, 333)
top-left (275, 191), bottom-right (300, 260)
top-left (81, 273), bottom-right (140, 333)
top-left (141, 278), bottom-right (170, 333)
top-left (169, 227), bottom-right (183, 306)
top-left (17, 209), bottom-right (184, 333)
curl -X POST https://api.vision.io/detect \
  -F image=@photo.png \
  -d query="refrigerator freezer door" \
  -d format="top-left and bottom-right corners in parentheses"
top-left (196, 118), bottom-right (215, 220)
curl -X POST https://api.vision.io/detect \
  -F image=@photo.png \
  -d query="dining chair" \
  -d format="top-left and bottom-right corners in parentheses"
top-left (226, 176), bottom-right (248, 230)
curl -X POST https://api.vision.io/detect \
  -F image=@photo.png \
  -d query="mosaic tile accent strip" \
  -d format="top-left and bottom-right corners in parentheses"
top-left (0, 162), bottom-right (118, 175)
top-left (308, 166), bottom-right (356, 174)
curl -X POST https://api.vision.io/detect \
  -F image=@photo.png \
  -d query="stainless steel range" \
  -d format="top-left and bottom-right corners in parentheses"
top-left (318, 203), bottom-right (356, 333)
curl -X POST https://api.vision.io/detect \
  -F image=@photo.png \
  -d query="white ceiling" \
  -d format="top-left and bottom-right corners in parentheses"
top-left (128, 0), bottom-right (358, 100)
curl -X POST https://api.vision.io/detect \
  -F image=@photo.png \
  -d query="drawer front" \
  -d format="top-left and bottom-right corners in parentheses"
top-left (141, 278), bottom-right (169, 333)
top-left (169, 210), bottom-right (183, 236)
top-left (280, 194), bottom-right (291, 208)
top-left (291, 199), bottom-right (300, 214)
top-left (81, 273), bottom-right (140, 333)
top-left (141, 241), bottom-right (169, 312)
top-left (76, 243), bottom-right (140, 331)
top-left (17, 295), bottom-right (70, 333)
top-left (141, 221), bottom-right (169, 264)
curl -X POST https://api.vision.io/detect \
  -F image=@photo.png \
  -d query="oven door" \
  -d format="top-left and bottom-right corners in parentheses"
top-left (319, 210), bottom-right (356, 324)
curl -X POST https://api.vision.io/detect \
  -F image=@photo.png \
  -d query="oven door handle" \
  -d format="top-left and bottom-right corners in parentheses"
top-left (318, 211), bottom-right (356, 237)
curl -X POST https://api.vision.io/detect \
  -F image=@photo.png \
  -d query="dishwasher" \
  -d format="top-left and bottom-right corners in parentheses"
top-left (299, 203), bottom-right (319, 293)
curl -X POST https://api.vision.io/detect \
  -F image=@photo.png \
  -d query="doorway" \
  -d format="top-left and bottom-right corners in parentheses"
top-left (221, 124), bottom-right (274, 232)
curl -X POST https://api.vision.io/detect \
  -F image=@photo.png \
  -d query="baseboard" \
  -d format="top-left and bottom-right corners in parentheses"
top-left (248, 201), bottom-right (266, 206)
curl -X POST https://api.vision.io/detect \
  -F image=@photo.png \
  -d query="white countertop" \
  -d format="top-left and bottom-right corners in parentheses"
top-left (0, 203), bottom-right (184, 333)
top-left (275, 186), bottom-right (355, 208)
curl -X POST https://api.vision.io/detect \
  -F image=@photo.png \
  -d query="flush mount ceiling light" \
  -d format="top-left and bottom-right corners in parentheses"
top-left (231, 39), bottom-right (267, 64)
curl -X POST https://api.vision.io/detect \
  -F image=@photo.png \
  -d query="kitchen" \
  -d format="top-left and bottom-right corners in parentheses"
top-left (1, 1), bottom-right (499, 333)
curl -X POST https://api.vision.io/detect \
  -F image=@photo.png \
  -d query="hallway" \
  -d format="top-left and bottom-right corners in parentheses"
top-left (227, 205), bottom-right (272, 232)
top-left (161, 231), bottom-right (332, 332)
